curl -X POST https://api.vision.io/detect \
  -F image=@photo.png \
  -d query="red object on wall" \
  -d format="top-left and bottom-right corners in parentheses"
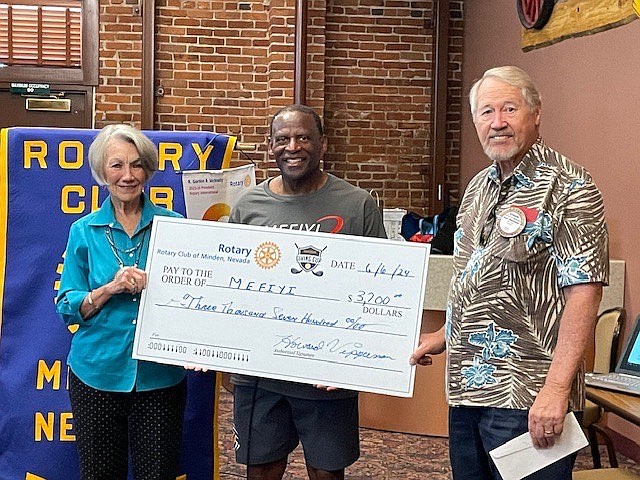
top-left (517, 0), bottom-right (555, 29)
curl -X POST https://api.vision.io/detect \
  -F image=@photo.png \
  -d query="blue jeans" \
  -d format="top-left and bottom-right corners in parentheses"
top-left (448, 406), bottom-right (581, 480)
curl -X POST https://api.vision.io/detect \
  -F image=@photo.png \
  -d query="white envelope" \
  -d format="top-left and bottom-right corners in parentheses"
top-left (489, 412), bottom-right (588, 480)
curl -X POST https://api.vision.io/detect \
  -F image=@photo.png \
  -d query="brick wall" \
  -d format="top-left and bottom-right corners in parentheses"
top-left (446, 1), bottom-right (463, 206)
top-left (96, 0), bottom-right (144, 124)
top-left (95, 0), bottom-right (463, 214)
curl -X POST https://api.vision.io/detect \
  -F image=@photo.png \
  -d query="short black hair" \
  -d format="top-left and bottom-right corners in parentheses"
top-left (270, 104), bottom-right (324, 137)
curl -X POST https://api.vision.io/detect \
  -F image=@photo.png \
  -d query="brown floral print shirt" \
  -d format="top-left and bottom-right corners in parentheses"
top-left (446, 140), bottom-right (609, 410)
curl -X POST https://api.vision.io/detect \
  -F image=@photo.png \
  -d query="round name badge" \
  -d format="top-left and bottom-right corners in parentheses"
top-left (496, 206), bottom-right (526, 238)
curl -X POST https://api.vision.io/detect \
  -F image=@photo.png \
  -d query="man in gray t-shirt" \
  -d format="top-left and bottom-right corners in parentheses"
top-left (230, 104), bottom-right (386, 480)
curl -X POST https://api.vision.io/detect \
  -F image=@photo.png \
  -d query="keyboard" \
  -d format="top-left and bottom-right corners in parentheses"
top-left (585, 372), bottom-right (640, 396)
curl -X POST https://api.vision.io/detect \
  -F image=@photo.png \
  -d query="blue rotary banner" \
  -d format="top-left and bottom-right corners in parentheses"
top-left (0, 127), bottom-right (236, 480)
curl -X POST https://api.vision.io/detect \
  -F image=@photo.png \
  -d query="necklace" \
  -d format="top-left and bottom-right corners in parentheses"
top-left (105, 226), bottom-right (149, 269)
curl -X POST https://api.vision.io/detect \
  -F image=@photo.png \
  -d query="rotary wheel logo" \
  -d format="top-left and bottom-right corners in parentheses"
top-left (254, 242), bottom-right (281, 269)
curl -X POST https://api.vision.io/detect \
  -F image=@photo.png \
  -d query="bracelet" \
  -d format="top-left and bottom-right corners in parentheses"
top-left (87, 291), bottom-right (99, 310)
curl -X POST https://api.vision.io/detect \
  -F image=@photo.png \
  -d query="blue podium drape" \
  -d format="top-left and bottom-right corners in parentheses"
top-left (0, 127), bottom-right (236, 480)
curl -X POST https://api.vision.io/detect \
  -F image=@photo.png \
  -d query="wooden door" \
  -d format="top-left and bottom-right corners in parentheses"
top-left (0, 84), bottom-right (92, 129)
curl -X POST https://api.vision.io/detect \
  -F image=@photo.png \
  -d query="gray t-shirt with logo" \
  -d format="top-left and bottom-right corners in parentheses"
top-left (229, 173), bottom-right (387, 399)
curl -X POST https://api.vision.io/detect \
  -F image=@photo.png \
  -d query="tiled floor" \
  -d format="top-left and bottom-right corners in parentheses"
top-left (216, 389), bottom-right (640, 479)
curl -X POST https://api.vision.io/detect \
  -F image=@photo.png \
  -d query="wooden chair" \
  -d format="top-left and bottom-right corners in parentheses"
top-left (573, 467), bottom-right (640, 479)
top-left (580, 307), bottom-right (626, 469)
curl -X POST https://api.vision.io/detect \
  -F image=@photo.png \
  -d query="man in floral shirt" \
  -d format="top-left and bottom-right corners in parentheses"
top-left (411, 66), bottom-right (609, 480)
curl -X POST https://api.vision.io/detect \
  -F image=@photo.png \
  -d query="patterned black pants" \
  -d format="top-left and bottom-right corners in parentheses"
top-left (69, 370), bottom-right (187, 480)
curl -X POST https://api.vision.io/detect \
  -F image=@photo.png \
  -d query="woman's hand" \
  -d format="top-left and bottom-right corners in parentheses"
top-left (184, 365), bottom-right (209, 372)
top-left (112, 266), bottom-right (147, 295)
top-left (314, 384), bottom-right (339, 391)
top-left (80, 266), bottom-right (147, 319)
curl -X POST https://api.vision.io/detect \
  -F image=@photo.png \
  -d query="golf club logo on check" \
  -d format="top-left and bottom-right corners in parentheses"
top-left (292, 244), bottom-right (326, 276)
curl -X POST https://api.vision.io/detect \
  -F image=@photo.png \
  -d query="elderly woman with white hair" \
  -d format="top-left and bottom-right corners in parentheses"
top-left (56, 124), bottom-right (186, 479)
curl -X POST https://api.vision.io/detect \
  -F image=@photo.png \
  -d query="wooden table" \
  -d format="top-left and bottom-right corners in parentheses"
top-left (359, 310), bottom-right (449, 437)
top-left (586, 386), bottom-right (640, 427)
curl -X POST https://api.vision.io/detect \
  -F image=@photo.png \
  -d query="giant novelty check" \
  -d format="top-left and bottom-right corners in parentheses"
top-left (133, 217), bottom-right (430, 397)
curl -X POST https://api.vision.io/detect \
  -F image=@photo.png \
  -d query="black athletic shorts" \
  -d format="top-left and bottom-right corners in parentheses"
top-left (233, 385), bottom-right (360, 471)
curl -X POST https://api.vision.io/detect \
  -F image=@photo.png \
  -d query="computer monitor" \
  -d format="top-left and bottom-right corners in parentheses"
top-left (616, 315), bottom-right (640, 376)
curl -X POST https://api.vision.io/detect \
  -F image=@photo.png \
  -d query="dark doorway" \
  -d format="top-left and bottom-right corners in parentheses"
top-left (0, 84), bottom-right (92, 129)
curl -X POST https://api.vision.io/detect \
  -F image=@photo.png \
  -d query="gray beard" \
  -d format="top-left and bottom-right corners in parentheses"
top-left (483, 144), bottom-right (519, 163)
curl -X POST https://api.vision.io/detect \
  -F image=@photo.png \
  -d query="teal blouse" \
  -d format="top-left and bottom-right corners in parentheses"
top-left (56, 193), bottom-right (185, 392)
